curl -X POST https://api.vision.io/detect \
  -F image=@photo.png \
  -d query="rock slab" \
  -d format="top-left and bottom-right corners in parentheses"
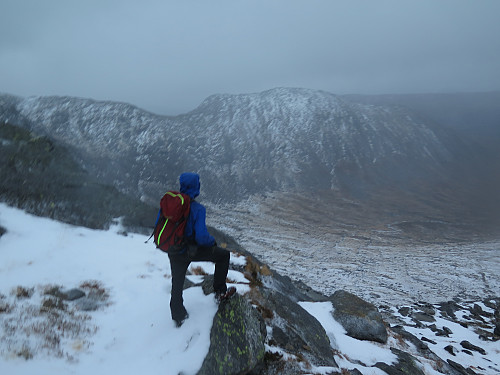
top-left (197, 295), bottom-right (266, 375)
top-left (330, 290), bottom-right (388, 343)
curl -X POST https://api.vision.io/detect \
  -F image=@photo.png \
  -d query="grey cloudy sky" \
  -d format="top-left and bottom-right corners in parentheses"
top-left (1, 0), bottom-right (500, 115)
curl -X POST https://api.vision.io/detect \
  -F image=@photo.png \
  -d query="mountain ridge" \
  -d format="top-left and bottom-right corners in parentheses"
top-left (0, 88), bottom-right (466, 196)
top-left (1, 88), bottom-right (498, 237)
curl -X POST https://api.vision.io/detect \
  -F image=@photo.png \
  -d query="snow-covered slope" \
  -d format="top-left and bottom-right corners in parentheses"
top-left (1, 204), bottom-right (499, 374)
top-left (0, 88), bottom-right (462, 204)
top-left (0, 203), bottom-right (216, 374)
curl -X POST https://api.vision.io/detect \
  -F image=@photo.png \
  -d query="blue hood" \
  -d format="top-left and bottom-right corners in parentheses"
top-left (179, 172), bottom-right (200, 199)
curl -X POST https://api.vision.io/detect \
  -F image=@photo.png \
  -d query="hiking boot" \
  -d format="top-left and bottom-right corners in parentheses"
top-left (174, 312), bottom-right (189, 328)
top-left (215, 286), bottom-right (237, 304)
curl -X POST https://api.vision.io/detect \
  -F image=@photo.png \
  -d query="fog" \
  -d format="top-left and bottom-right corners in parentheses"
top-left (1, 0), bottom-right (500, 115)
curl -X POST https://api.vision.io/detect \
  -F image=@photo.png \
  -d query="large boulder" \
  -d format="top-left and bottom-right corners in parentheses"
top-left (197, 295), bottom-right (266, 375)
top-left (330, 290), bottom-right (388, 344)
top-left (260, 289), bottom-right (337, 368)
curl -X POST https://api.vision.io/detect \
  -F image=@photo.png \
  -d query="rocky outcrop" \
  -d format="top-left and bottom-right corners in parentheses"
top-left (330, 289), bottom-right (388, 343)
top-left (197, 295), bottom-right (266, 375)
top-left (196, 232), bottom-right (500, 374)
top-left (194, 252), bottom-right (337, 374)
top-left (198, 281), bottom-right (338, 374)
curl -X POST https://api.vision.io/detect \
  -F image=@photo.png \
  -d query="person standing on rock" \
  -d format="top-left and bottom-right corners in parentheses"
top-left (168, 172), bottom-right (236, 327)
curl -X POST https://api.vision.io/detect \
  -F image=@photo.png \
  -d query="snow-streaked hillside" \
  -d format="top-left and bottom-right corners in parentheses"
top-left (0, 88), bottom-right (463, 205)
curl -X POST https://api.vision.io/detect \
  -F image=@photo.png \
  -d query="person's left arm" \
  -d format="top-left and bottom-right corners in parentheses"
top-left (193, 204), bottom-right (215, 247)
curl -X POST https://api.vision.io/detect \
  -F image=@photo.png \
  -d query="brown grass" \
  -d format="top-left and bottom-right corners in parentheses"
top-left (189, 266), bottom-right (208, 276)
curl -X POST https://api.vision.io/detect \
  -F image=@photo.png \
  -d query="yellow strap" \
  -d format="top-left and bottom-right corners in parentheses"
top-left (165, 191), bottom-right (185, 205)
top-left (157, 218), bottom-right (169, 246)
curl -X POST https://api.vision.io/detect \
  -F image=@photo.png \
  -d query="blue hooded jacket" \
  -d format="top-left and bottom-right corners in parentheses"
top-left (179, 173), bottom-right (215, 247)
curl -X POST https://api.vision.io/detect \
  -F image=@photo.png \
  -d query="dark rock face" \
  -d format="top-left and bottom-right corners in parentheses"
top-left (447, 359), bottom-right (478, 375)
top-left (197, 295), bottom-right (266, 375)
top-left (195, 251), bottom-right (338, 373)
top-left (330, 290), bottom-right (388, 343)
top-left (375, 348), bottom-right (426, 375)
top-left (0, 122), bottom-right (155, 232)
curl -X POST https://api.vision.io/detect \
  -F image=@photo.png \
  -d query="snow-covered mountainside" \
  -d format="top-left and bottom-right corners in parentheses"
top-left (0, 88), bottom-right (463, 205)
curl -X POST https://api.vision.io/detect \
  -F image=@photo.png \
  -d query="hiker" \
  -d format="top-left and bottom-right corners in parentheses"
top-left (168, 172), bottom-right (235, 327)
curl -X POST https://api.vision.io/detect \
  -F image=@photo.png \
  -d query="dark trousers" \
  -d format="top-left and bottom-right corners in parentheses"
top-left (168, 246), bottom-right (230, 322)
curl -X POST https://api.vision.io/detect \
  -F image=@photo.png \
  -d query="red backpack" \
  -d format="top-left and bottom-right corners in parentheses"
top-left (150, 191), bottom-right (191, 253)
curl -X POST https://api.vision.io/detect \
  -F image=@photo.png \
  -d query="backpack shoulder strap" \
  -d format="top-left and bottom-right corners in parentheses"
top-left (145, 208), bottom-right (162, 243)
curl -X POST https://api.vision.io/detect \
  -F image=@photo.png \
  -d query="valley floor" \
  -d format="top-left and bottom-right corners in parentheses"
top-left (208, 195), bottom-right (500, 308)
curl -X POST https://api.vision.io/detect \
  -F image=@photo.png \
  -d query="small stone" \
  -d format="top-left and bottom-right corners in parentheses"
top-left (75, 298), bottom-right (99, 311)
top-left (442, 326), bottom-right (453, 335)
top-left (436, 326), bottom-right (453, 337)
top-left (438, 301), bottom-right (462, 319)
top-left (62, 288), bottom-right (86, 301)
top-left (460, 340), bottom-right (487, 355)
top-left (428, 324), bottom-right (438, 332)
top-left (398, 306), bottom-right (411, 316)
top-left (411, 311), bottom-right (435, 323)
top-left (444, 345), bottom-right (457, 356)
top-left (421, 336), bottom-right (437, 345)
top-left (417, 303), bottom-right (435, 316)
